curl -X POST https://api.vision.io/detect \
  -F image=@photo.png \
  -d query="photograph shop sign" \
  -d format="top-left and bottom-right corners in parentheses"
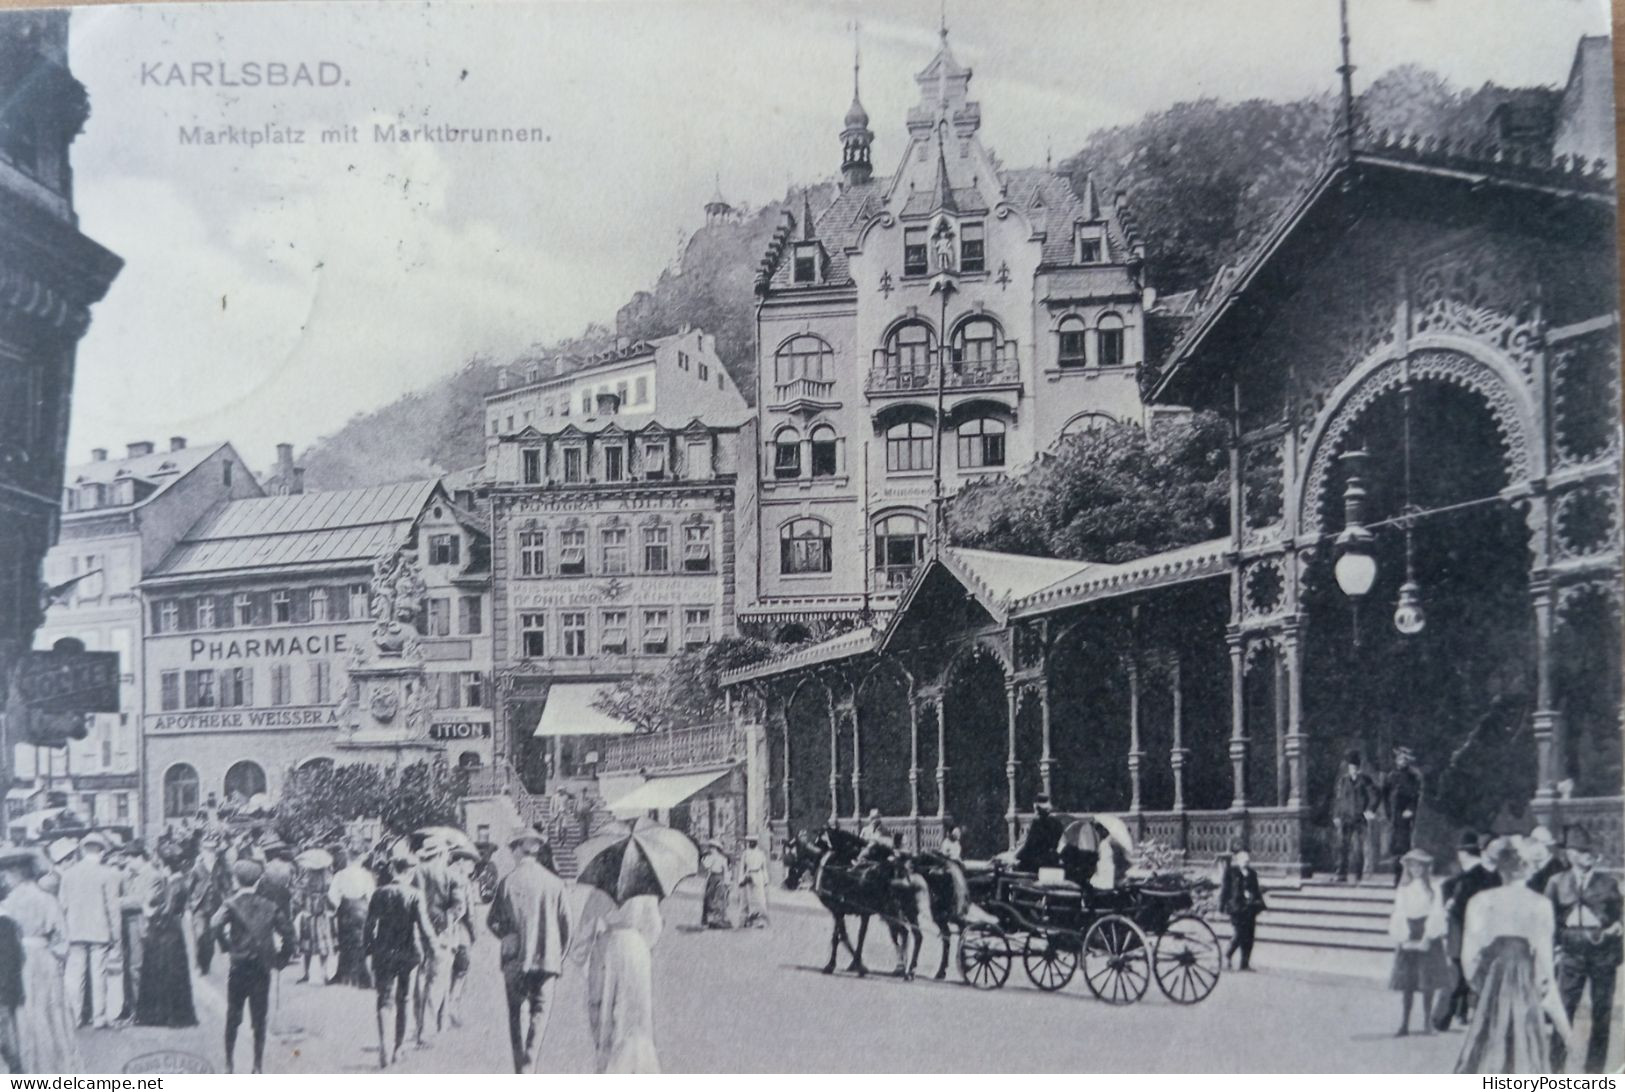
top-left (10, 649), bottom-right (120, 714)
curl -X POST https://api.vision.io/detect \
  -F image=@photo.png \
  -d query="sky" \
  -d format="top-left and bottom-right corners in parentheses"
top-left (64, 0), bottom-right (1613, 472)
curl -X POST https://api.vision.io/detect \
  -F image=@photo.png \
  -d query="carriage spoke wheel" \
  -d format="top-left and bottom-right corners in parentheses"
top-left (1021, 934), bottom-right (1078, 992)
top-left (1153, 914), bottom-right (1223, 1004)
top-left (1081, 914), bottom-right (1151, 1005)
top-left (957, 925), bottom-right (1013, 990)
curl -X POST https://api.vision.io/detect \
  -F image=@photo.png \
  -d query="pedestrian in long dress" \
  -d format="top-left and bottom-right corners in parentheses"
top-left (1544, 824), bottom-right (1621, 1074)
top-left (1382, 747), bottom-right (1423, 886)
top-left (411, 836), bottom-right (466, 1043)
top-left (580, 891), bottom-right (661, 1073)
top-left (326, 846), bottom-right (374, 988)
top-left (699, 843), bottom-right (731, 929)
top-left (738, 836), bottom-right (770, 928)
top-left (211, 859), bottom-right (296, 1074)
top-left (445, 856), bottom-right (476, 1028)
top-left (135, 843), bottom-right (198, 1028)
top-left (363, 855), bottom-right (436, 1069)
top-left (1388, 848), bottom-right (1450, 1036)
top-left (0, 849), bottom-right (78, 1073)
top-left (1438, 831), bottom-right (1501, 1030)
top-left (59, 832), bottom-right (121, 1029)
top-left (486, 830), bottom-right (572, 1074)
top-left (1454, 837), bottom-right (1558, 1075)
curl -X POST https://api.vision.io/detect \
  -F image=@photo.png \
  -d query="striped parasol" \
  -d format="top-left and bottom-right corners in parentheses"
top-left (573, 818), bottom-right (698, 904)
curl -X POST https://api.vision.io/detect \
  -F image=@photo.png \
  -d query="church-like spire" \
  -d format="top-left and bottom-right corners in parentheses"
top-left (800, 188), bottom-right (818, 241)
top-left (840, 22), bottom-right (874, 186)
top-left (1078, 174), bottom-right (1101, 220)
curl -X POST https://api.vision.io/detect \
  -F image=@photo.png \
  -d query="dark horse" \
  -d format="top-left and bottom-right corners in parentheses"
top-left (783, 828), bottom-right (969, 980)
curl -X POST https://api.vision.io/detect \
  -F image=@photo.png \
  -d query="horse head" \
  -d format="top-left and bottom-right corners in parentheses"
top-left (782, 830), bottom-right (818, 890)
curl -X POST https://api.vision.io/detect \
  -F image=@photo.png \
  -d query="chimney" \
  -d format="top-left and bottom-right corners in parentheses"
top-left (272, 442), bottom-right (304, 495)
top-left (276, 443), bottom-right (294, 466)
top-left (91, 448), bottom-right (107, 462)
top-left (291, 467), bottom-right (306, 495)
top-left (595, 392), bottom-right (621, 416)
top-left (126, 441), bottom-right (155, 458)
top-left (169, 436), bottom-right (187, 452)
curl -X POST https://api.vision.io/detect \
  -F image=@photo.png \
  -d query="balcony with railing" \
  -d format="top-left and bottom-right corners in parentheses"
top-left (866, 342), bottom-right (1021, 396)
top-left (598, 723), bottom-right (745, 775)
top-left (768, 376), bottom-right (840, 412)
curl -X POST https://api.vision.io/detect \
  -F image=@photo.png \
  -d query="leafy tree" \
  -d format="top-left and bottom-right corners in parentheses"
top-left (275, 759), bottom-right (467, 845)
top-left (945, 412), bottom-right (1230, 564)
top-left (592, 635), bottom-right (778, 733)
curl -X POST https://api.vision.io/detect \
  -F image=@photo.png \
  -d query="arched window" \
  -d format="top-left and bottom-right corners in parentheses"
top-left (1057, 316), bottom-right (1087, 368)
top-left (810, 425), bottom-right (838, 478)
top-left (458, 751), bottom-right (484, 770)
top-left (950, 317), bottom-right (1002, 369)
top-left (772, 427), bottom-right (801, 480)
top-left (882, 321), bottom-right (936, 380)
top-left (957, 417), bottom-right (1007, 468)
top-left (780, 517), bottom-right (832, 575)
top-left (775, 336), bottom-right (833, 385)
top-left (874, 513), bottom-right (928, 589)
top-left (1098, 312), bottom-right (1126, 367)
top-left (224, 761), bottom-right (267, 802)
top-left (1060, 412), bottom-right (1120, 439)
top-left (163, 764), bottom-right (199, 820)
top-left (885, 420), bottom-right (933, 472)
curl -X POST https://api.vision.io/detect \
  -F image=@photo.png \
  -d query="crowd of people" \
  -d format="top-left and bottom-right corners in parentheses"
top-left (1377, 824), bottom-right (1620, 1075)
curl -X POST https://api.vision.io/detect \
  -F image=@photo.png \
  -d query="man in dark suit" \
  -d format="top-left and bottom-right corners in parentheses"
top-left (1437, 831), bottom-right (1500, 1030)
top-left (1220, 847), bottom-right (1266, 971)
top-left (1331, 750), bottom-right (1380, 883)
top-left (1545, 825), bottom-right (1621, 1074)
top-left (1012, 795), bottom-right (1064, 873)
top-left (1382, 747), bottom-right (1423, 886)
top-left (211, 859), bottom-right (295, 1074)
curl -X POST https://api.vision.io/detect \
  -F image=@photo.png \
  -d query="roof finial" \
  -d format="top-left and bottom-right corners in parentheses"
top-left (939, 0), bottom-right (948, 43)
top-left (1046, 135), bottom-right (1053, 171)
top-left (1336, 0), bottom-right (1357, 161)
top-left (852, 19), bottom-right (861, 100)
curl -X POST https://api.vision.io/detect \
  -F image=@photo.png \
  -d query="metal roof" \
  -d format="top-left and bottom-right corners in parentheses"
top-left (147, 480), bottom-right (439, 581)
top-left (62, 442), bottom-right (231, 516)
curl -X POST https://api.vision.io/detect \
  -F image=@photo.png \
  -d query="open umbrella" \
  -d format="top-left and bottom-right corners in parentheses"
top-left (573, 818), bottom-right (698, 904)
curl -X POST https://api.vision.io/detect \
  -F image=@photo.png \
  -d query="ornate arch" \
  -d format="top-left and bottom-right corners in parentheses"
top-left (940, 635), bottom-right (1013, 688)
top-left (1298, 343), bottom-right (1542, 539)
top-left (857, 655), bottom-right (915, 696)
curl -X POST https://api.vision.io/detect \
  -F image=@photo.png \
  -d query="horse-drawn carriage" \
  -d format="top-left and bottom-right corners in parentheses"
top-left (955, 816), bottom-right (1222, 1005)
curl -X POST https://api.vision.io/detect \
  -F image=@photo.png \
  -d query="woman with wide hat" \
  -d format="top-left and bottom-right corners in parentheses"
top-left (1388, 848), bottom-right (1450, 1036)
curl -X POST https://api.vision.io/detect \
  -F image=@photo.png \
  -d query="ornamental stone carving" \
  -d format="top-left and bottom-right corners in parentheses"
top-left (1409, 236), bottom-right (1545, 387)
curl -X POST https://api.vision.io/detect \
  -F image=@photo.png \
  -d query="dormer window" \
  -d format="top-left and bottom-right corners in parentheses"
top-left (793, 243), bottom-right (818, 285)
top-left (1076, 225), bottom-right (1105, 265)
top-left (642, 442), bottom-right (667, 481)
top-left (562, 447), bottom-right (584, 484)
top-left (960, 221), bottom-right (985, 273)
top-left (429, 533), bottom-right (460, 566)
top-left (904, 227), bottom-right (929, 277)
top-left (521, 448), bottom-right (542, 485)
top-left (603, 444), bottom-right (625, 483)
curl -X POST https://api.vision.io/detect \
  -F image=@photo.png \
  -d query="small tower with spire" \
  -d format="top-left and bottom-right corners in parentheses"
top-left (841, 24), bottom-right (874, 187)
top-left (704, 174), bottom-right (737, 226)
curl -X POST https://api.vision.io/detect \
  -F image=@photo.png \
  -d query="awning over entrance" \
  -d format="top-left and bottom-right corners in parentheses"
top-left (608, 769), bottom-right (729, 815)
top-left (533, 684), bottom-right (638, 738)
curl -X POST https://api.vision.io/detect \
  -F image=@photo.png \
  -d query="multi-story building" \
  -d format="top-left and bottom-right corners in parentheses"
top-left (136, 479), bottom-right (490, 837)
top-left (481, 331), bottom-right (751, 797)
top-left (0, 10), bottom-right (122, 788)
top-left (14, 438), bottom-right (260, 834)
top-left (741, 30), bottom-right (1158, 639)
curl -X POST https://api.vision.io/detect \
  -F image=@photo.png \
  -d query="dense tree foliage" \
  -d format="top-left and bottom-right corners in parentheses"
top-left (592, 635), bottom-right (778, 733)
top-left (274, 759), bottom-right (467, 846)
top-left (945, 412), bottom-right (1230, 564)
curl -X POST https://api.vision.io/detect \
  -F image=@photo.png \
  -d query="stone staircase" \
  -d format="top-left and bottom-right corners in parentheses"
top-left (461, 759), bottom-right (619, 880)
top-left (1209, 876), bottom-right (1396, 980)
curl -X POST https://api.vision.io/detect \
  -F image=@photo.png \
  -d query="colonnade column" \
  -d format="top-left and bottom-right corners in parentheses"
top-left (907, 680), bottom-right (921, 820)
top-left (1127, 656), bottom-right (1143, 814)
top-left (1529, 577), bottom-right (1561, 802)
top-left (825, 687), bottom-right (839, 823)
top-left (1170, 654), bottom-right (1187, 813)
top-left (846, 693), bottom-right (862, 821)
top-left (1227, 630), bottom-right (1248, 809)
top-left (1038, 684), bottom-right (1054, 800)
top-left (1282, 617), bottom-right (1307, 809)
top-left (1005, 678), bottom-right (1020, 848)
top-left (934, 694), bottom-right (948, 818)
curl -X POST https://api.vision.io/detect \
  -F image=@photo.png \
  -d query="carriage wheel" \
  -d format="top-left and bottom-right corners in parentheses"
top-left (1021, 933), bottom-right (1078, 992)
top-left (957, 924), bottom-right (1013, 990)
top-left (1153, 914), bottom-right (1223, 1004)
top-left (1081, 914), bottom-right (1151, 1005)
